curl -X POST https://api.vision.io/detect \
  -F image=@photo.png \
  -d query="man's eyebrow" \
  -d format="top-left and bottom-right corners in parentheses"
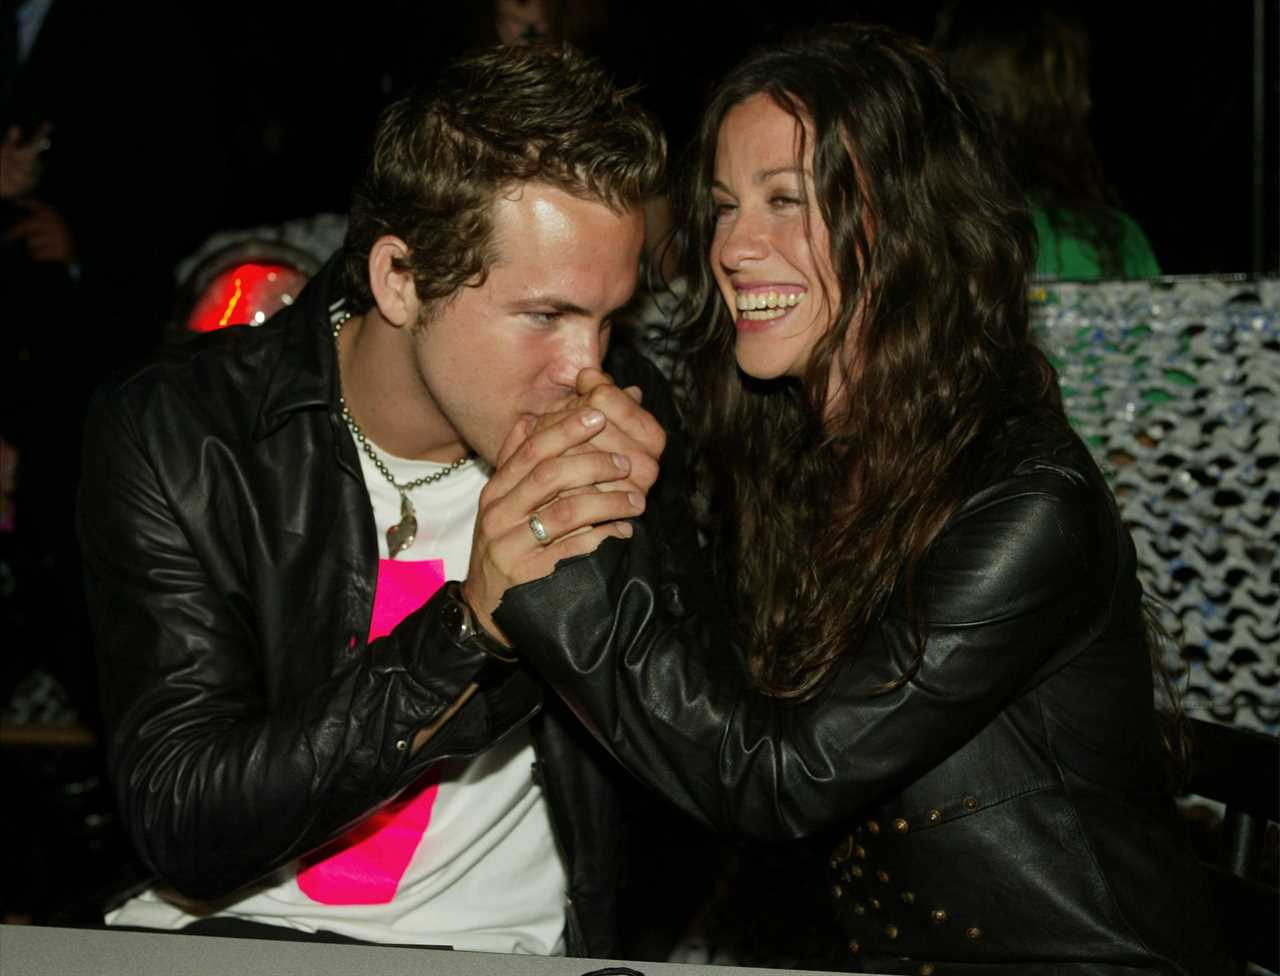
top-left (510, 295), bottom-right (594, 317)
top-left (514, 289), bottom-right (650, 318)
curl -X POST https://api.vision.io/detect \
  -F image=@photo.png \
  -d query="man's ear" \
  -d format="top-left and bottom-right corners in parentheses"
top-left (368, 236), bottom-right (420, 328)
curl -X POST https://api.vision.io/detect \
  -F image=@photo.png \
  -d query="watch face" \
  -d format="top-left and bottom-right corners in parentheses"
top-left (441, 595), bottom-right (468, 640)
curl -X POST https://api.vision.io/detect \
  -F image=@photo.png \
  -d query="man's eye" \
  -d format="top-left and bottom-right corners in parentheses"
top-left (528, 311), bottom-right (559, 325)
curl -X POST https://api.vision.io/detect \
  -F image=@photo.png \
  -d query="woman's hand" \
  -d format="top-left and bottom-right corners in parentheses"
top-left (463, 406), bottom-right (645, 644)
top-left (534, 367), bottom-right (666, 496)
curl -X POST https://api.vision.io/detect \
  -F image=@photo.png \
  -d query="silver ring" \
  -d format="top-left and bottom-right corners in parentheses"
top-left (528, 513), bottom-right (550, 545)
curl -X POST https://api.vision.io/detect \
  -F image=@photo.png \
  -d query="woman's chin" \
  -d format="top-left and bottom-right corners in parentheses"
top-left (734, 357), bottom-right (799, 384)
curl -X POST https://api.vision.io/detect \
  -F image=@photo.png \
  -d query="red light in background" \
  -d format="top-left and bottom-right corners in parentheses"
top-left (187, 262), bottom-right (310, 333)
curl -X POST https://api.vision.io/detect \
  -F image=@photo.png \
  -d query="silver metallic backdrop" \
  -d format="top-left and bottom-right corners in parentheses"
top-left (1034, 277), bottom-right (1280, 733)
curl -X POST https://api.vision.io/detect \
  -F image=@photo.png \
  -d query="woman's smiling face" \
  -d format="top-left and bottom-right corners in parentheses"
top-left (710, 93), bottom-right (841, 382)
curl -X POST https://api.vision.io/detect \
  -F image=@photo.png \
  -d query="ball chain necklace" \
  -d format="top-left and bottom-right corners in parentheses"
top-left (332, 310), bottom-right (473, 558)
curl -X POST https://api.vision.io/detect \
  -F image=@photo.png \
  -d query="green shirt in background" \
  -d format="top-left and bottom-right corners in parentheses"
top-left (1031, 205), bottom-right (1162, 280)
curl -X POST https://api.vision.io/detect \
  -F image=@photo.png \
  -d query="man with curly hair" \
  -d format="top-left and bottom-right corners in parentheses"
top-left (80, 42), bottom-right (670, 955)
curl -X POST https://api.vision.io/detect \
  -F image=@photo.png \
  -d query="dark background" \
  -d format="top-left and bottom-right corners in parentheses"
top-left (186, 1), bottom-right (1277, 277)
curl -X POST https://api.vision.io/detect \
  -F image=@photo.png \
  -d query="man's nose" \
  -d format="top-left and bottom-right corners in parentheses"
top-left (547, 324), bottom-right (604, 389)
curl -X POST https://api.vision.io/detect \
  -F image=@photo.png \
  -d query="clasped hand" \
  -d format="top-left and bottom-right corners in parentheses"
top-left (463, 368), bottom-right (665, 643)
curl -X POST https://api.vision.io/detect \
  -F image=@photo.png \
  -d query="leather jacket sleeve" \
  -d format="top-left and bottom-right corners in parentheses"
top-left (79, 389), bottom-right (539, 900)
top-left (495, 454), bottom-right (1124, 841)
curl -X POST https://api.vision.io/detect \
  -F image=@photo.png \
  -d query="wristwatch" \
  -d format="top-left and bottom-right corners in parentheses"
top-left (440, 581), bottom-right (517, 663)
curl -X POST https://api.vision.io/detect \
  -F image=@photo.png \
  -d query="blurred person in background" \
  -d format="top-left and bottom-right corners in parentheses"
top-left (932, 0), bottom-right (1161, 280)
top-left (1, 0), bottom-right (217, 731)
top-left (1, 0), bottom-right (220, 925)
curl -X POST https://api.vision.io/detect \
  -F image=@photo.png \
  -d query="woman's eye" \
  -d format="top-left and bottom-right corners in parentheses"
top-left (712, 201), bottom-right (736, 220)
top-left (770, 194), bottom-right (805, 208)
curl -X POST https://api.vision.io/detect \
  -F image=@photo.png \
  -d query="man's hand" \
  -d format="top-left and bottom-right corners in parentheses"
top-left (463, 406), bottom-right (645, 642)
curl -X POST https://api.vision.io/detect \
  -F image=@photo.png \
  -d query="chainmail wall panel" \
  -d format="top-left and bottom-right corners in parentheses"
top-left (1033, 277), bottom-right (1279, 733)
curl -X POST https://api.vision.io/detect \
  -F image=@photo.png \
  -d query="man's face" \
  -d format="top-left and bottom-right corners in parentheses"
top-left (411, 182), bottom-right (645, 465)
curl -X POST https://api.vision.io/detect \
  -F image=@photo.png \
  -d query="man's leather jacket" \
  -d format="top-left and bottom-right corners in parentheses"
top-left (497, 413), bottom-right (1233, 974)
top-left (78, 260), bottom-right (667, 956)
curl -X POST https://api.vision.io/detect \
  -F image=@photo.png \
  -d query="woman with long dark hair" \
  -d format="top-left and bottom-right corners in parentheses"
top-left (487, 23), bottom-right (1229, 974)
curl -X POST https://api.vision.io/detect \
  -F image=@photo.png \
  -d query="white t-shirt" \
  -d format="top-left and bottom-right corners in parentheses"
top-left (108, 438), bottom-right (568, 953)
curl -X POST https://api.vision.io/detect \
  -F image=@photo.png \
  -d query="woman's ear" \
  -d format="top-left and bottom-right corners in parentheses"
top-left (367, 236), bottom-right (421, 328)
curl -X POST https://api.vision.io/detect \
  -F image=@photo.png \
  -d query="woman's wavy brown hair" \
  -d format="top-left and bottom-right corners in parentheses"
top-left (671, 23), bottom-right (1061, 701)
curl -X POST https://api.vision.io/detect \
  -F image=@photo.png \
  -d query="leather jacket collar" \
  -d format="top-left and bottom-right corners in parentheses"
top-left (252, 257), bottom-right (347, 442)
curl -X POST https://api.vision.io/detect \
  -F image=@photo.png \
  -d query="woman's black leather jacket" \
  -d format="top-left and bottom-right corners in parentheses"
top-left (497, 414), bottom-right (1233, 974)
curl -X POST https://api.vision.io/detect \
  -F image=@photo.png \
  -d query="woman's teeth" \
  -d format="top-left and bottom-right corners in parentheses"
top-left (735, 290), bottom-right (803, 321)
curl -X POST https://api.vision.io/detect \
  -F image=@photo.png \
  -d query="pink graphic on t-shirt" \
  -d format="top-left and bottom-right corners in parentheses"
top-left (297, 558), bottom-right (446, 905)
top-left (367, 559), bottom-right (446, 641)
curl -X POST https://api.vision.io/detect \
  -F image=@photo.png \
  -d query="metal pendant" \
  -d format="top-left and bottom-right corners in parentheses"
top-left (386, 492), bottom-right (418, 559)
